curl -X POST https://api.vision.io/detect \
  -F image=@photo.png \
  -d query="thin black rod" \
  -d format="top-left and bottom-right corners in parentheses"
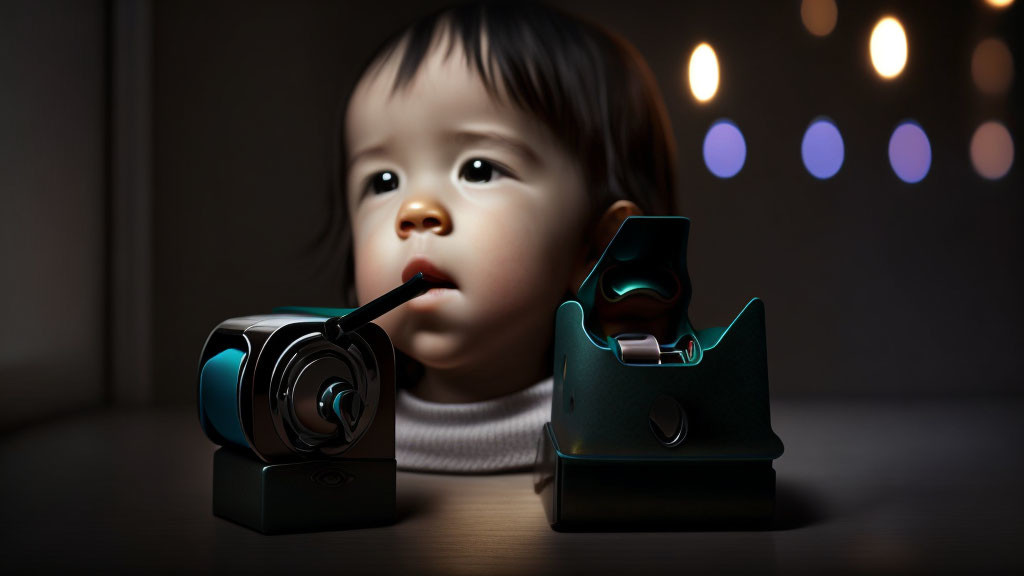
top-left (323, 272), bottom-right (436, 341)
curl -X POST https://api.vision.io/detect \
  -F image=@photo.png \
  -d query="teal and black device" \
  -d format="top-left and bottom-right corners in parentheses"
top-left (197, 273), bottom-right (434, 534)
top-left (534, 216), bottom-right (785, 530)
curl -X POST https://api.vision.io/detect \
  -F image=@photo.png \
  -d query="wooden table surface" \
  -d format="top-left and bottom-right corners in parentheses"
top-left (1, 399), bottom-right (1022, 574)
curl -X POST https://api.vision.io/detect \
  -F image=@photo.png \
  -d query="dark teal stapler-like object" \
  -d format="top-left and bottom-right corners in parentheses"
top-left (534, 216), bottom-right (784, 530)
top-left (197, 274), bottom-right (435, 534)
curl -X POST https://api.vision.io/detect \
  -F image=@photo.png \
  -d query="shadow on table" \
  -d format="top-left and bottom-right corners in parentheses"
top-left (395, 482), bottom-right (439, 523)
top-left (772, 478), bottom-right (828, 531)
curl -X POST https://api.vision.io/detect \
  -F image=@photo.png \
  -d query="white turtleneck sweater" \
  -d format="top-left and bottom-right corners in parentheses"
top-left (394, 377), bottom-right (553, 473)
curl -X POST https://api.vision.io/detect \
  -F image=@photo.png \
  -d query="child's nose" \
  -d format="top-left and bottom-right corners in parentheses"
top-left (395, 197), bottom-right (453, 238)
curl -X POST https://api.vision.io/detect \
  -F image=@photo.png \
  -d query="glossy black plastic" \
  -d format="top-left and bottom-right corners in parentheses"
top-left (213, 447), bottom-right (396, 534)
top-left (534, 424), bottom-right (775, 531)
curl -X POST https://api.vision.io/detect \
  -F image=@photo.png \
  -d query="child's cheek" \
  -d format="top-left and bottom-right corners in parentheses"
top-left (460, 210), bottom-right (574, 318)
top-left (351, 233), bottom-right (404, 342)
top-left (352, 212), bottom-right (402, 305)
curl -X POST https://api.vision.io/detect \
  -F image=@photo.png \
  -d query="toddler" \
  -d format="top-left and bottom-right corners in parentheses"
top-left (332, 1), bottom-right (677, 472)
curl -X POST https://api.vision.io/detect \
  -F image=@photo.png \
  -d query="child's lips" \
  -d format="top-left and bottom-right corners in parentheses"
top-left (402, 256), bottom-right (459, 290)
top-left (402, 257), bottom-right (459, 312)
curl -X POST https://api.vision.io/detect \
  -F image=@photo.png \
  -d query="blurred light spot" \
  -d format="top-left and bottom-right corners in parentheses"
top-left (870, 17), bottom-right (908, 79)
top-left (985, 0), bottom-right (1014, 7)
top-left (970, 121), bottom-right (1014, 180)
top-left (801, 0), bottom-right (838, 37)
top-left (888, 122), bottom-right (931, 183)
top-left (972, 38), bottom-right (1014, 95)
top-left (703, 120), bottom-right (746, 178)
top-left (688, 43), bottom-right (719, 102)
top-left (801, 119), bottom-right (845, 179)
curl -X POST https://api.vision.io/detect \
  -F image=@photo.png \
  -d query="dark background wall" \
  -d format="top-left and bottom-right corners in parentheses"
top-left (1, 0), bottom-right (107, 427)
top-left (2, 0), bottom-right (1021, 427)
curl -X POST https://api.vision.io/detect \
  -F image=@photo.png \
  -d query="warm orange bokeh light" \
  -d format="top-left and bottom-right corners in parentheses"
top-left (801, 0), bottom-right (838, 37)
top-left (870, 17), bottom-right (908, 79)
top-left (688, 43), bottom-right (719, 102)
top-left (972, 38), bottom-right (1014, 95)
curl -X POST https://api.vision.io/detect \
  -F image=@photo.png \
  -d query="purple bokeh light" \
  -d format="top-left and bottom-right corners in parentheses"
top-left (888, 121), bottom-right (932, 183)
top-left (703, 120), bottom-right (747, 178)
top-left (801, 119), bottom-right (844, 179)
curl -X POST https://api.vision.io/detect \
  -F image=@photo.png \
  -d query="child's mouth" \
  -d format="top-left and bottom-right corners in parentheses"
top-left (402, 257), bottom-right (459, 291)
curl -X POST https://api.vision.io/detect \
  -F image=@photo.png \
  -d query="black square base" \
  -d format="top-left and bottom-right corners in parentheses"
top-left (212, 447), bottom-right (396, 534)
top-left (534, 423), bottom-right (776, 531)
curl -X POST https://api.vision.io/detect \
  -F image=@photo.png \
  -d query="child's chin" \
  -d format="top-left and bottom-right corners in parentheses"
top-left (401, 330), bottom-right (473, 370)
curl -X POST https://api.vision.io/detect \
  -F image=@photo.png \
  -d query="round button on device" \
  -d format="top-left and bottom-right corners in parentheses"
top-left (649, 395), bottom-right (687, 447)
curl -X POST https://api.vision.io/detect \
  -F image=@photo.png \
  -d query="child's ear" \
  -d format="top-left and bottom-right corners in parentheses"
top-left (568, 200), bottom-right (644, 296)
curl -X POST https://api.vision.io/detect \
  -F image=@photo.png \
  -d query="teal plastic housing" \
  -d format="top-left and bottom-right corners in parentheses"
top-left (537, 216), bottom-right (784, 529)
top-left (200, 347), bottom-right (249, 448)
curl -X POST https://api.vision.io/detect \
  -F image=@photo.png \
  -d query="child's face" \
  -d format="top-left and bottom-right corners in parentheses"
top-left (345, 40), bottom-right (591, 388)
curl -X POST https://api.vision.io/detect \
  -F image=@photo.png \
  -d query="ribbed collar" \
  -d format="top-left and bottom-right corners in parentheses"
top-left (395, 377), bottom-right (554, 473)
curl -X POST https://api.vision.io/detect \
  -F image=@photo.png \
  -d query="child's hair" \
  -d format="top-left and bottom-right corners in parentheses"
top-left (318, 0), bottom-right (678, 306)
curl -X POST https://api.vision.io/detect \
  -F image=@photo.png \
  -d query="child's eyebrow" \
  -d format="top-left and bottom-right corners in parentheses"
top-left (446, 129), bottom-right (541, 165)
top-left (348, 142), bottom-right (390, 169)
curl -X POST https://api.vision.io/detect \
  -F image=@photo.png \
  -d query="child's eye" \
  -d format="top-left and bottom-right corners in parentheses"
top-left (367, 171), bottom-right (399, 195)
top-left (459, 158), bottom-right (508, 183)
